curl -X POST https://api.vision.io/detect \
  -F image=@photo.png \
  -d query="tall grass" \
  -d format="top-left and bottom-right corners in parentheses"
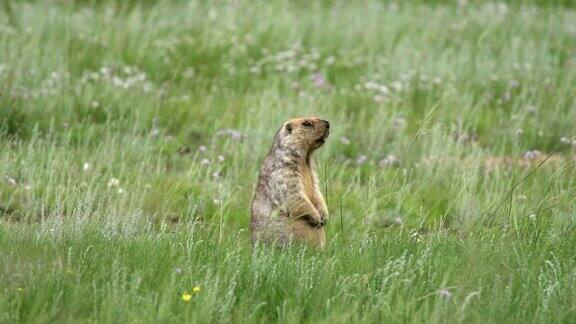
top-left (1, 0), bottom-right (575, 322)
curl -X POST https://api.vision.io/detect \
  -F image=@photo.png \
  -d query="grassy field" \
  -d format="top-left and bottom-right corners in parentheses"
top-left (1, 0), bottom-right (576, 322)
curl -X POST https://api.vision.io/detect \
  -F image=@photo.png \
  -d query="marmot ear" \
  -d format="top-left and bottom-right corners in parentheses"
top-left (285, 122), bottom-right (293, 133)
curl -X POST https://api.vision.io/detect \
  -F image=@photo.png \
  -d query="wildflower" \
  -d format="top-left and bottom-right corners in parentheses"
top-left (373, 95), bottom-right (385, 103)
top-left (217, 155), bottom-right (225, 162)
top-left (182, 292), bottom-right (192, 302)
top-left (312, 73), bottom-right (327, 88)
top-left (437, 288), bottom-right (451, 299)
top-left (198, 145), bottom-right (207, 153)
top-left (111, 76), bottom-right (124, 88)
top-left (184, 67), bottom-right (195, 79)
top-left (150, 129), bottom-right (160, 138)
top-left (192, 286), bottom-right (201, 293)
top-left (364, 81), bottom-right (379, 91)
top-left (515, 128), bottom-right (524, 136)
top-left (17, 287), bottom-right (23, 292)
top-left (379, 155), bottom-right (399, 167)
top-left (143, 82), bottom-right (153, 93)
top-left (117, 188), bottom-right (124, 194)
top-left (339, 136), bottom-right (351, 145)
top-left (100, 67), bottom-right (111, 76)
top-left (107, 178), bottom-right (120, 187)
top-left (508, 79), bottom-right (519, 88)
top-left (560, 137), bottom-right (576, 149)
top-left (391, 81), bottom-right (403, 91)
top-left (523, 150), bottom-right (542, 160)
top-left (175, 268), bottom-right (183, 275)
top-left (83, 162), bottom-right (91, 171)
top-left (6, 177), bottom-right (17, 186)
top-left (392, 117), bottom-right (407, 131)
top-left (325, 56), bottom-right (335, 65)
top-left (200, 159), bottom-right (210, 166)
top-left (356, 155), bottom-right (368, 165)
top-left (379, 85), bottom-right (389, 95)
top-left (216, 129), bottom-right (245, 141)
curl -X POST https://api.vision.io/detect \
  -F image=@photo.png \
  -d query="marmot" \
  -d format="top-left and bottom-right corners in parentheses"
top-left (251, 117), bottom-right (330, 247)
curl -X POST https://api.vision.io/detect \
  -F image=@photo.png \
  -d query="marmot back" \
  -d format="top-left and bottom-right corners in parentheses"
top-left (251, 116), bottom-right (330, 247)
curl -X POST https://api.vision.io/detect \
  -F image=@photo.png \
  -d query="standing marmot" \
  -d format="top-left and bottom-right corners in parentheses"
top-left (251, 116), bottom-right (330, 247)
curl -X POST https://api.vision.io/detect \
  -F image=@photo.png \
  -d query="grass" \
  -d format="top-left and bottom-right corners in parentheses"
top-left (1, 0), bottom-right (575, 322)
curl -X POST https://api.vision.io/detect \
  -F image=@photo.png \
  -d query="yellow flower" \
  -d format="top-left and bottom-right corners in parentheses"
top-left (192, 286), bottom-right (201, 293)
top-left (182, 292), bottom-right (192, 302)
top-left (17, 288), bottom-right (23, 292)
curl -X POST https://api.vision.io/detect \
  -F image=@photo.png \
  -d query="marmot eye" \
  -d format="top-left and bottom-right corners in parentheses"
top-left (302, 121), bottom-right (313, 127)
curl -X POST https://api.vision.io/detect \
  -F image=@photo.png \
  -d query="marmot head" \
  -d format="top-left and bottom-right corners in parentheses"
top-left (278, 116), bottom-right (330, 153)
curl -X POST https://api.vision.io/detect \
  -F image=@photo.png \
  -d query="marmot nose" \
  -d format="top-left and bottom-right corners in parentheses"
top-left (323, 120), bottom-right (330, 129)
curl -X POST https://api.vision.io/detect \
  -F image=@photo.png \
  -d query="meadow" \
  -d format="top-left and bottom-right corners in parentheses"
top-left (1, 0), bottom-right (576, 322)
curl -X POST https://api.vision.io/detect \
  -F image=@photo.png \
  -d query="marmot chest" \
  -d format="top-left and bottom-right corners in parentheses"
top-left (299, 167), bottom-right (320, 205)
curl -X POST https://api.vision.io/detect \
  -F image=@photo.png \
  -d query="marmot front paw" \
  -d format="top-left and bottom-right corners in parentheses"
top-left (317, 212), bottom-right (328, 228)
top-left (305, 212), bottom-right (327, 228)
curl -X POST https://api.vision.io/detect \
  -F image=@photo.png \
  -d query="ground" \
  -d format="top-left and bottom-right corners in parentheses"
top-left (0, 0), bottom-right (575, 323)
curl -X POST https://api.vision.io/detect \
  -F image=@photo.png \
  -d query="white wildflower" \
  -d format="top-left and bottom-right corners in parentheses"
top-left (437, 288), bottom-right (451, 299)
top-left (526, 105), bottom-right (537, 114)
top-left (379, 155), bottom-right (399, 167)
top-left (107, 178), bottom-right (120, 187)
top-left (523, 150), bottom-right (542, 160)
top-left (184, 67), bottom-right (195, 79)
top-left (6, 177), bottom-right (17, 186)
top-left (391, 81), bottom-right (403, 91)
top-left (373, 95), bottom-right (385, 103)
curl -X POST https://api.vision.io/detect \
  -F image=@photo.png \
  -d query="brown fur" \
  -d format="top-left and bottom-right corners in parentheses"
top-left (251, 117), bottom-right (330, 247)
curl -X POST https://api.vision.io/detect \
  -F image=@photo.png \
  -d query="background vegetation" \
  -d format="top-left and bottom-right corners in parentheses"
top-left (1, 0), bottom-right (575, 322)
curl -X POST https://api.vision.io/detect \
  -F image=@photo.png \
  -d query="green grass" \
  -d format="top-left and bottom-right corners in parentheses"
top-left (1, 0), bottom-right (576, 322)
